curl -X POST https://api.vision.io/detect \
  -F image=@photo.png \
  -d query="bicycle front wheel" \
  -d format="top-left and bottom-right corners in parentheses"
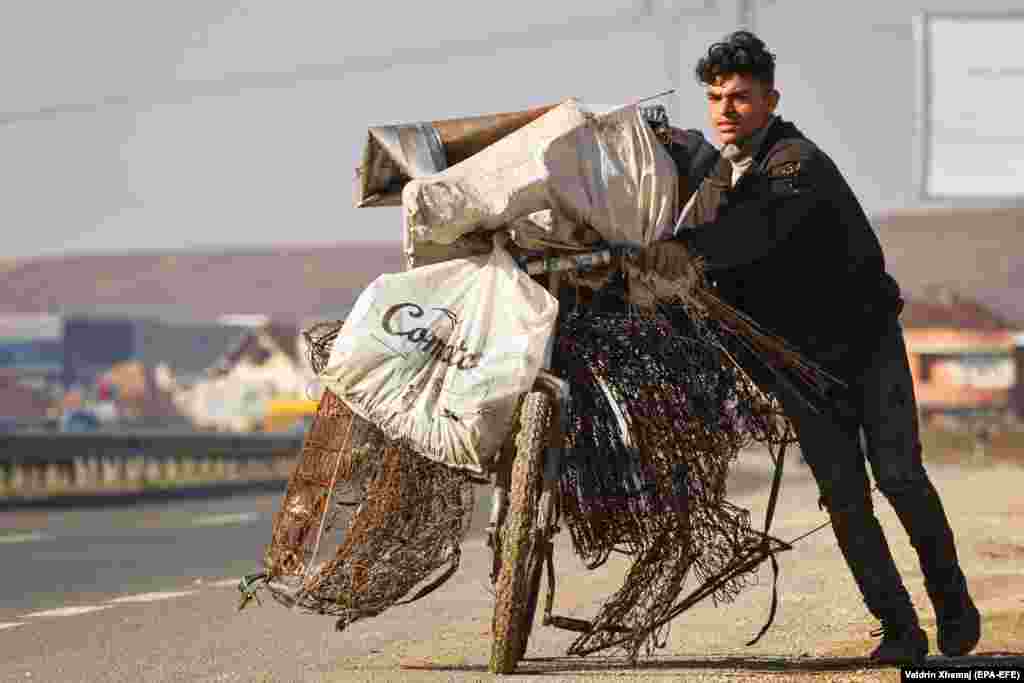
top-left (489, 390), bottom-right (553, 674)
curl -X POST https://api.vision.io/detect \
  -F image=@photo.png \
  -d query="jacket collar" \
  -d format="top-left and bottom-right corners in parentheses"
top-left (721, 114), bottom-right (778, 165)
top-left (752, 116), bottom-right (805, 167)
top-left (704, 117), bottom-right (805, 190)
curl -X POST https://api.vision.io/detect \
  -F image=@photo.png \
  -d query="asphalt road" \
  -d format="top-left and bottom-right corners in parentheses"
top-left (0, 453), bottom-right (782, 683)
top-left (0, 453), bottom-right (774, 620)
top-left (0, 487), bottom-right (288, 618)
top-left (2, 453), bottom-right (1019, 682)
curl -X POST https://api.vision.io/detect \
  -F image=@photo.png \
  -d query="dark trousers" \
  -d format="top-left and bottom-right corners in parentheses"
top-left (777, 318), bottom-right (963, 623)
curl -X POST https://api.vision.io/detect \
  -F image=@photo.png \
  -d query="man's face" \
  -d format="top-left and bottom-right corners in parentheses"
top-left (705, 73), bottom-right (779, 146)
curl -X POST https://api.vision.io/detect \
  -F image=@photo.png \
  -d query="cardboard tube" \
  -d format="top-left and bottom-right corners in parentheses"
top-left (431, 103), bottom-right (558, 166)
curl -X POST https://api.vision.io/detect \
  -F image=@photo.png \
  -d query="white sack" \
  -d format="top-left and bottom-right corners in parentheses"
top-left (542, 105), bottom-right (679, 247)
top-left (320, 237), bottom-right (558, 473)
top-left (402, 99), bottom-right (679, 249)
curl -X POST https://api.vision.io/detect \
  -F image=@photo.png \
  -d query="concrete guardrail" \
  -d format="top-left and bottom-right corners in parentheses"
top-left (0, 432), bottom-right (304, 498)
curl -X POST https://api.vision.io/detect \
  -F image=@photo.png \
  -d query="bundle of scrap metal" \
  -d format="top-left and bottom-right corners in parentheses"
top-left (551, 291), bottom-right (795, 660)
top-left (261, 389), bottom-right (475, 630)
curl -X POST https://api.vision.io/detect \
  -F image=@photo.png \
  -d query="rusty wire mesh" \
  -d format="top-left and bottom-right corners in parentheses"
top-left (302, 320), bottom-right (345, 375)
top-left (262, 389), bottom-right (476, 631)
top-left (551, 295), bottom-right (797, 659)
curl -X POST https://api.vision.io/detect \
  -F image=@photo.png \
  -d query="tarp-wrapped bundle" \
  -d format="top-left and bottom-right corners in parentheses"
top-left (402, 98), bottom-right (679, 249)
top-left (359, 98), bottom-right (680, 269)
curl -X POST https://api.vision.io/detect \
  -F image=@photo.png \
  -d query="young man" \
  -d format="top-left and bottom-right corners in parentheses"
top-left (637, 31), bottom-right (980, 664)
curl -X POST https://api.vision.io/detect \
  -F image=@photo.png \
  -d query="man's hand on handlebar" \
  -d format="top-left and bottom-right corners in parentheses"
top-left (631, 240), bottom-right (694, 282)
top-left (623, 239), bottom-right (701, 309)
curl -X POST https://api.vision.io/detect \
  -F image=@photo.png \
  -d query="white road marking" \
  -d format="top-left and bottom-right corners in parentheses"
top-left (14, 576), bottom-right (253, 627)
top-left (192, 512), bottom-right (261, 527)
top-left (23, 605), bottom-right (113, 618)
top-left (108, 590), bottom-right (197, 604)
top-left (0, 532), bottom-right (54, 545)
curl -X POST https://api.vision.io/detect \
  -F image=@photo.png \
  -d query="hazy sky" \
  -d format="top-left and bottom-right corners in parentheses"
top-left (2, 1), bottom-right (684, 259)
top-left (1, 0), bottom-right (1019, 260)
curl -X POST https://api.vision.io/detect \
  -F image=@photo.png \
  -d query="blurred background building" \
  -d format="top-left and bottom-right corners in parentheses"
top-left (902, 288), bottom-right (1017, 427)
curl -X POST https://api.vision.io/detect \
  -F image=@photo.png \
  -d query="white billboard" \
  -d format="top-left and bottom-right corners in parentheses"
top-left (916, 13), bottom-right (1024, 200)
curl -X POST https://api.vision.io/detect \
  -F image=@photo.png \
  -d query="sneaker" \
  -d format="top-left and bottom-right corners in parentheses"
top-left (936, 590), bottom-right (981, 657)
top-left (869, 620), bottom-right (929, 664)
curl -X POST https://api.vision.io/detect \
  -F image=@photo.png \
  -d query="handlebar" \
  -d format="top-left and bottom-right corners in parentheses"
top-left (517, 245), bottom-right (640, 276)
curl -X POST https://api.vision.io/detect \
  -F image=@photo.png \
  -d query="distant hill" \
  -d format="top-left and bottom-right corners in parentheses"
top-left (0, 242), bottom-right (403, 324)
top-left (2, 207), bottom-right (1022, 327)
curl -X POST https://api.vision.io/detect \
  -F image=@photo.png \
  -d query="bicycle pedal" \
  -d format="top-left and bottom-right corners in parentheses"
top-left (544, 615), bottom-right (593, 633)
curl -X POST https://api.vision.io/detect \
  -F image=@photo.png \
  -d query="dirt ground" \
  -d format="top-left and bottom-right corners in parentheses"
top-left (317, 448), bottom-right (1024, 682)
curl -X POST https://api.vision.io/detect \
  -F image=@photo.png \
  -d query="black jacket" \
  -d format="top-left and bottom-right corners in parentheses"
top-left (660, 127), bottom-right (721, 205)
top-left (673, 118), bottom-right (903, 381)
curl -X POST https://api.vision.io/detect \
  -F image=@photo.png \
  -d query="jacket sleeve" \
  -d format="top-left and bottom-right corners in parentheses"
top-left (675, 142), bottom-right (831, 271)
top-left (664, 127), bottom-right (720, 190)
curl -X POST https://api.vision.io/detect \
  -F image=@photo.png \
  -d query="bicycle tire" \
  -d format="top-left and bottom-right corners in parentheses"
top-left (513, 539), bottom-right (546, 663)
top-left (489, 390), bottom-right (552, 674)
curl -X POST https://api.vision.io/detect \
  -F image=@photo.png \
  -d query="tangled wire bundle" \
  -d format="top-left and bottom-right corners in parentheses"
top-left (263, 389), bottom-right (475, 631)
top-left (551, 299), bottom-right (795, 659)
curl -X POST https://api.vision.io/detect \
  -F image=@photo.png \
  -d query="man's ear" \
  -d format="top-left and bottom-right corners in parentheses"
top-left (768, 89), bottom-right (780, 113)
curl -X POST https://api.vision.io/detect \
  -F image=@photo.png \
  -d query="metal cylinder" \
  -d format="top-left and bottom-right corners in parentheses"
top-left (355, 103), bottom-right (558, 208)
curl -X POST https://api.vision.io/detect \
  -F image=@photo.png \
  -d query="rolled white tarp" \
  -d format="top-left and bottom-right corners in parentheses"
top-left (402, 98), bottom-right (679, 249)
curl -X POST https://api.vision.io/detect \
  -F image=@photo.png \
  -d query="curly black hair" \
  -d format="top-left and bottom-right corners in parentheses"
top-left (695, 30), bottom-right (776, 87)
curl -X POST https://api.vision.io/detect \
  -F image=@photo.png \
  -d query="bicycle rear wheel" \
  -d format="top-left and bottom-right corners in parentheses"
top-left (489, 390), bottom-right (553, 674)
